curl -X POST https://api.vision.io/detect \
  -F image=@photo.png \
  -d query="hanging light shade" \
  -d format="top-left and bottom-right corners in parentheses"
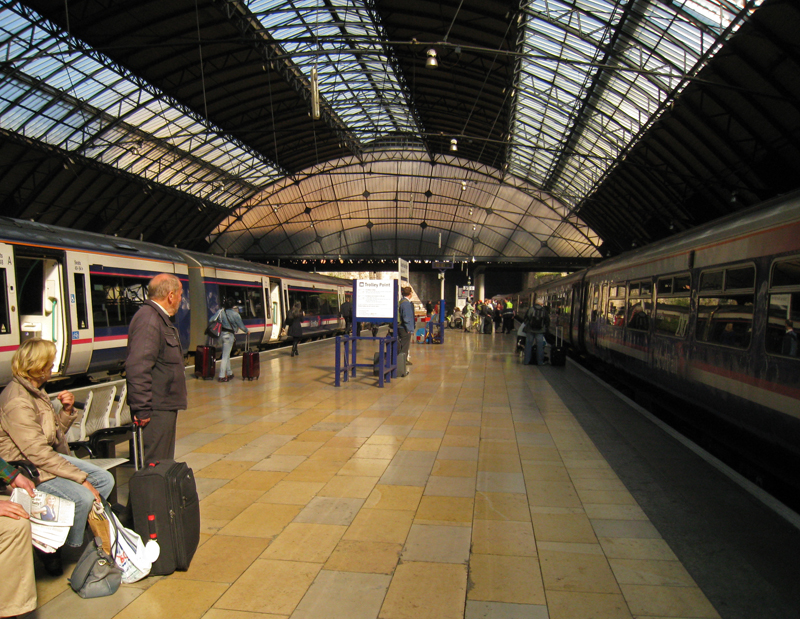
top-left (450, 138), bottom-right (458, 152)
top-left (311, 66), bottom-right (320, 120)
top-left (426, 48), bottom-right (438, 68)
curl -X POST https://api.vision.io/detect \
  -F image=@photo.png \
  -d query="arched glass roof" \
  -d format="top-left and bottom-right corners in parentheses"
top-left (0, 0), bottom-right (774, 259)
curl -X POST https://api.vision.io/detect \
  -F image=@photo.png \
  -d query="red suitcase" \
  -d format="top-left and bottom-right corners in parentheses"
top-left (242, 335), bottom-right (260, 380)
top-left (194, 345), bottom-right (215, 379)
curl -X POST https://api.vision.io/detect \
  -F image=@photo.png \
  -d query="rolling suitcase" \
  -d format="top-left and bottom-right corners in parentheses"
top-left (194, 345), bottom-right (215, 380)
top-left (241, 334), bottom-right (260, 380)
top-left (129, 428), bottom-right (200, 576)
top-left (550, 327), bottom-right (567, 366)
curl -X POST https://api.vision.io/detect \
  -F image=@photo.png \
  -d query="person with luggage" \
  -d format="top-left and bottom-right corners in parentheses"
top-left (523, 302), bottom-right (550, 365)
top-left (286, 301), bottom-right (305, 357)
top-left (215, 297), bottom-right (249, 382)
top-left (339, 298), bottom-right (353, 334)
top-left (0, 339), bottom-right (114, 576)
top-left (502, 300), bottom-right (515, 334)
top-left (126, 273), bottom-right (188, 462)
top-left (398, 286), bottom-right (415, 376)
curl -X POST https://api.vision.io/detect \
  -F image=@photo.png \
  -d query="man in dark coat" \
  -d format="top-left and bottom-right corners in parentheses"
top-left (339, 299), bottom-right (352, 334)
top-left (125, 273), bottom-right (188, 462)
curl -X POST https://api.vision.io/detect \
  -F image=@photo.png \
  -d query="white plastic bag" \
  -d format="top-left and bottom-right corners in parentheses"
top-left (102, 502), bottom-right (155, 583)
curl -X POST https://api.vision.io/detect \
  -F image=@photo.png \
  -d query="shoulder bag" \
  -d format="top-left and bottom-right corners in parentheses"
top-left (69, 536), bottom-right (123, 598)
top-left (205, 310), bottom-right (223, 338)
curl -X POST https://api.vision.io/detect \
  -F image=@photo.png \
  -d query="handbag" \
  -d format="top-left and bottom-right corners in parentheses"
top-left (205, 310), bottom-right (223, 338)
top-left (69, 536), bottom-right (123, 598)
top-left (89, 500), bottom-right (153, 583)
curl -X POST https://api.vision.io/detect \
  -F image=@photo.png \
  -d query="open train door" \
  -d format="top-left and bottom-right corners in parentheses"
top-left (267, 279), bottom-right (282, 342)
top-left (0, 243), bottom-right (20, 359)
top-left (15, 252), bottom-right (70, 376)
top-left (63, 253), bottom-right (93, 375)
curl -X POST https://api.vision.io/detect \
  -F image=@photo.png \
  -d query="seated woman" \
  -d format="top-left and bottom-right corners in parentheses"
top-left (0, 339), bottom-right (114, 576)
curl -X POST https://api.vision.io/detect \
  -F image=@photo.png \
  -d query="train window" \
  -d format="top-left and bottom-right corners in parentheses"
top-left (73, 273), bottom-right (88, 330)
top-left (766, 257), bottom-right (800, 358)
top-left (627, 279), bottom-right (652, 331)
top-left (91, 274), bottom-right (147, 329)
top-left (16, 257), bottom-right (44, 315)
top-left (606, 284), bottom-right (626, 327)
top-left (218, 285), bottom-right (263, 320)
top-left (696, 265), bottom-right (755, 348)
top-left (771, 257), bottom-right (800, 288)
top-left (0, 269), bottom-right (10, 335)
top-left (726, 265), bottom-right (755, 291)
top-left (655, 273), bottom-right (691, 337)
top-left (674, 275), bottom-right (691, 293)
top-left (699, 270), bottom-right (724, 292)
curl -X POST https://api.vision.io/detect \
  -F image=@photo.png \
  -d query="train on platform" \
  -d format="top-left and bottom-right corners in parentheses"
top-left (0, 217), bottom-right (350, 386)
top-left (505, 190), bottom-right (800, 490)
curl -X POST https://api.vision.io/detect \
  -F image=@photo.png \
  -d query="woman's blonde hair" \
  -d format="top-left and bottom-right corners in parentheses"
top-left (12, 338), bottom-right (57, 382)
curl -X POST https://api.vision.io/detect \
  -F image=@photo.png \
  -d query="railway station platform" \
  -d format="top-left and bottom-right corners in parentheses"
top-left (26, 330), bottom-right (800, 619)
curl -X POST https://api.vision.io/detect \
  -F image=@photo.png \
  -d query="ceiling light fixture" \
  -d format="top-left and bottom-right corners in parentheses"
top-left (426, 48), bottom-right (438, 68)
top-left (450, 138), bottom-right (458, 152)
top-left (310, 65), bottom-right (320, 120)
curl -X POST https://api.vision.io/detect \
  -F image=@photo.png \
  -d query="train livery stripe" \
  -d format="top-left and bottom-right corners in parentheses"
top-left (595, 336), bottom-right (649, 362)
top-left (0, 345), bottom-right (19, 353)
top-left (688, 361), bottom-right (800, 419)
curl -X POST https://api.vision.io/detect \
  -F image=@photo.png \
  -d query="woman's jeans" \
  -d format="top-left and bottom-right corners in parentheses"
top-left (219, 331), bottom-right (235, 378)
top-left (37, 455), bottom-right (114, 547)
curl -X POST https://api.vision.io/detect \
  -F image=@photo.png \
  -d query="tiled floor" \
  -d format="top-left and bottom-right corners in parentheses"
top-left (27, 332), bottom-right (722, 619)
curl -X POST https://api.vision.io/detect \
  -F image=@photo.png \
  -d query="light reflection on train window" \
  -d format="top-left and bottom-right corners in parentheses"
top-left (696, 264), bottom-right (755, 348)
top-left (0, 268), bottom-right (9, 335)
top-left (766, 256), bottom-right (800, 358)
top-left (655, 273), bottom-right (691, 337)
top-left (91, 275), bottom-right (147, 329)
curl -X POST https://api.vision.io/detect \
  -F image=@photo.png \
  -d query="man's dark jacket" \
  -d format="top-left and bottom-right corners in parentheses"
top-left (125, 300), bottom-right (187, 420)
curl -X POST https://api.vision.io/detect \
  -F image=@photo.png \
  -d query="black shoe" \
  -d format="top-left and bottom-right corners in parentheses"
top-left (35, 546), bottom-right (63, 576)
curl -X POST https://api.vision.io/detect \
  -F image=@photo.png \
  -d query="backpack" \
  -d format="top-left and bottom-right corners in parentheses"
top-left (525, 307), bottom-right (544, 330)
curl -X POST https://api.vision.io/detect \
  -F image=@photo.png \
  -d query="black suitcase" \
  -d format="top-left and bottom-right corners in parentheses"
top-left (550, 327), bottom-right (567, 366)
top-left (242, 334), bottom-right (260, 380)
top-left (194, 345), bottom-right (215, 380)
top-left (129, 429), bottom-right (200, 575)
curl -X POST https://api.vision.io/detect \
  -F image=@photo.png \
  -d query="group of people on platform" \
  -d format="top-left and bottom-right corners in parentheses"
top-left (0, 273), bottom-right (188, 618)
top-left (460, 298), bottom-right (517, 334)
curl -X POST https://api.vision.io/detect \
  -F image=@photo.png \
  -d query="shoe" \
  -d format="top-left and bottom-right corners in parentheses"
top-left (35, 546), bottom-right (63, 576)
top-left (217, 376), bottom-right (229, 382)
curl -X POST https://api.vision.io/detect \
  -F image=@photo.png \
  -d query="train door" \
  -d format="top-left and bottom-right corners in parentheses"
top-left (268, 279), bottom-right (282, 341)
top-left (16, 253), bottom-right (69, 375)
top-left (64, 252), bottom-right (93, 374)
top-left (0, 243), bottom-right (19, 365)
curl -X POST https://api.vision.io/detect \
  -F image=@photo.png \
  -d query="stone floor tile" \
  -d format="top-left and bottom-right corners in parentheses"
top-left (218, 502), bottom-right (301, 537)
top-left (343, 508), bottom-right (415, 544)
top-left (378, 464), bottom-right (431, 487)
top-left (464, 600), bottom-right (549, 619)
top-left (215, 559), bottom-right (321, 615)
top-left (293, 496), bottom-right (365, 525)
top-left (319, 475), bottom-right (380, 498)
top-left (401, 523), bottom-right (472, 563)
top-left (476, 471), bottom-right (526, 494)
top-left (379, 562), bottom-right (467, 619)
top-left (471, 520), bottom-right (537, 556)
top-left (530, 512), bottom-right (598, 544)
top-left (473, 492), bottom-right (532, 522)
top-left (250, 454), bottom-right (307, 472)
top-left (113, 579), bottom-right (229, 619)
top-left (291, 570), bottom-right (392, 619)
top-left (545, 591), bottom-right (633, 619)
top-left (259, 480), bottom-right (325, 505)
top-left (262, 523), bottom-right (347, 563)
top-left (364, 484), bottom-right (424, 511)
top-left (467, 554), bottom-right (546, 605)
top-left (415, 495), bottom-right (473, 525)
top-left (424, 475), bottom-right (476, 497)
top-left (223, 470), bottom-right (287, 491)
top-left (431, 459), bottom-right (478, 477)
top-left (170, 534), bottom-right (270, 582)
top-left (324, 540), bottom-right (403, 574)
top-left (539, 549), bottom-right (621, 594)
top-left (619, 585), bottom-right (720, 618)
top-left (608, 558), bottom-right (697, 587)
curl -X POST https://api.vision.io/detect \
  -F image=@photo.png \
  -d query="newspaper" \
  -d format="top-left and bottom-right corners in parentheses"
top-left (11, 488), bottom-right (75, 553)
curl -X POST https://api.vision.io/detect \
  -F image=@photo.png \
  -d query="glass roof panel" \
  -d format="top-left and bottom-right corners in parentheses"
top-left (0, 3), bottom-right (282, 208)
top-left (247, 0), bottom-right (419, 142)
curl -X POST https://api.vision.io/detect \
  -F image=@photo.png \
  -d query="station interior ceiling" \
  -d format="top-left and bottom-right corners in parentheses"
top-left (0, 0), bottom-right (798, 270)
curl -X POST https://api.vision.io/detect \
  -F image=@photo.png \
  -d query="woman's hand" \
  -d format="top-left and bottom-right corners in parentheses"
top-left (82, 480), bottom-right (102, 502)
top-left (57, 390), bottom-right (75, 413)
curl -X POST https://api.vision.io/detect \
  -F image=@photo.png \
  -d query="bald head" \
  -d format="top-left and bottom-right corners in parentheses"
top-left (148, 273), bottom-right (183, 316)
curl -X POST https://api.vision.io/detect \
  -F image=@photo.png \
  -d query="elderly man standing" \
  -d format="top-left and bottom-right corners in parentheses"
top-left (126, 273), bottom-right (187, 463)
